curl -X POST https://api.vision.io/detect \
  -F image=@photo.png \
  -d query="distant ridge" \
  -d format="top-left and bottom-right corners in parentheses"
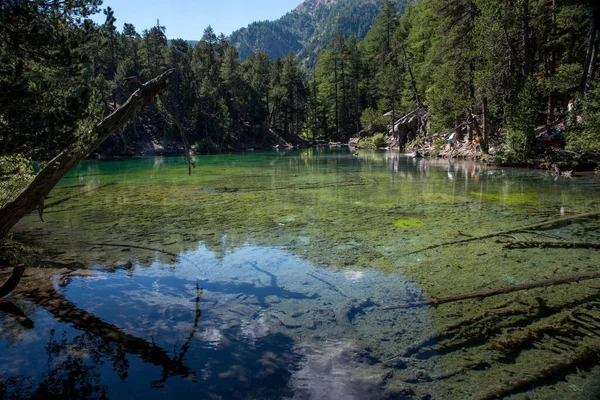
top-left (228, 0), bottom-right (408, 68)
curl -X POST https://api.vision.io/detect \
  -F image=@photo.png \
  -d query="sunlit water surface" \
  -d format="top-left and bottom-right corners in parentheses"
top-left (2, 148), bottom-right (600, 399)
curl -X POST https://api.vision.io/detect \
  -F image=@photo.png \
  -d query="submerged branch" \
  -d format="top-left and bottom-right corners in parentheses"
top-left (89, 242), bottom-right (179, 258)
top-left (381, 269), bottom-right (600, 310)
top-left (405, 211), bottom-right (600, 255)
top-left (503, 240), bottom-right (600, 249)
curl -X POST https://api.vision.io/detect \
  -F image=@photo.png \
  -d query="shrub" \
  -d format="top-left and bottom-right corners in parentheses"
top-left (361, 107), bottom-right (390, 134)
top-left (357, 133), bottom-right (387, 149)
top-left (192, 139), bottom-right (220, 155)
top-left (566, 76), bottom-right (600, 153)
top-left (504, 78), bottom-right (542, 164)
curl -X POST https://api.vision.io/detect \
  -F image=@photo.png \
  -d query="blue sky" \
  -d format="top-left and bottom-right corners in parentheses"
top-left (91, 0), bottom-right (302, 39)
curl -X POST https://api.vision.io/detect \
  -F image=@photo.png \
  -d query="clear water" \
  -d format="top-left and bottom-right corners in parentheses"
top-left (2, 148), bottom-right (600, 399)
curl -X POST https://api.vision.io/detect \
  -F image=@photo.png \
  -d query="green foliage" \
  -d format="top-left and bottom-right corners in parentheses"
top-left (0, 155), bottom-right (34, 208)
top-left (504, 78), bottom-right (541, 164)
top-left (357, 133), bottom-right (387, 148)
top-left (0, 0), bottom-right (101, 159)
top-left (361, 107), bottom-right (389, 134)
top-left (567, 78), bottom-right (600, 153)
top-left (229, 0), bottom-right (408, 69)
top-left (192, 139), bottom-right (220, 155)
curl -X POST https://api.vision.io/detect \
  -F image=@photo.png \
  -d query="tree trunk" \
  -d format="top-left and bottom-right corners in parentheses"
top-left (580, 2), bottom-right (599, 93)
top-left (402, 47), bottom-right (421, 106)
top-left (481, 97), bottom-right (489, 153)
top-left (334, 58), bottom-right (339, 140)
top-left (521, 0), bottom-right (532, 77)
top-left (0, 69), bottom-right (175, 239)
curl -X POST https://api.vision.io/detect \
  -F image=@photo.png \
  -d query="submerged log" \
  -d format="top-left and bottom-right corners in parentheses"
top-left (381, 270), bottom-right (600, 310)
top-left (474, 341), bottom-right (600, 400)
top-left (504, 240), bottom-right (600, 249)
top-left (406, 211), bottom-right (600, 255)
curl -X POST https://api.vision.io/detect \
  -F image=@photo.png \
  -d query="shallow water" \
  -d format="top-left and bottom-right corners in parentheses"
top-left (2, 148), bottom-right (600, 399)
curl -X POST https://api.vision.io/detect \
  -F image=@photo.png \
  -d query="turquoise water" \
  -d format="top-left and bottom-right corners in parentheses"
top-left (2, 148), bottom-right (600, 399)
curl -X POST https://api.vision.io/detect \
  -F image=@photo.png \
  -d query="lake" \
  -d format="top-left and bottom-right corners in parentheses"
top-left (2, 148), bottom-right (600, 399)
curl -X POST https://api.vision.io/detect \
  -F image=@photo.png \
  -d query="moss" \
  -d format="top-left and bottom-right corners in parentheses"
top-left (7, 149), bottom-right (600, 399)
top-left (469, 191), bottom-right (541, 205)
top-left (393, 218), bottom-right (424, 228)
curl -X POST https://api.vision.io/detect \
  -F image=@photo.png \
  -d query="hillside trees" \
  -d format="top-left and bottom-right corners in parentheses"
top-left (311, 0), bottom-right (600, 158)
top-left (0, 0), bottom-right (102, 158)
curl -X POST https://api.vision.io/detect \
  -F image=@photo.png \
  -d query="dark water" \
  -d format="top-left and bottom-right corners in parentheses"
top-left (2, 148), bottom-right (600, 399)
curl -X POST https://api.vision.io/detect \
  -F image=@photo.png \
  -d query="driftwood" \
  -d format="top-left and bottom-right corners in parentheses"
top-left (89, 242), bottom-right (179, 258)
top-left (406, 211), bottom-right (600, 255)
top-left (88, 242), bottom-right (200, 268)
top-left (389, 301), bottom-right (533, 360)
top-left (0, 69), bottom-right (176, 239)
top-left (504, 240), bottom-right (600, 249)
top-left (0, 265), bottom-right (25, 299)
top-left (381, 270), bottom-right (600, 310)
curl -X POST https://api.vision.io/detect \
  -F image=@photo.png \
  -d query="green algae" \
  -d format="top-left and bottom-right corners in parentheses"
top-left (393, 218), bottom-right (424, 228)
top-left (8, 149), bottom-right (600, 399)
top-left (469, 190), bottom-right (541, 205)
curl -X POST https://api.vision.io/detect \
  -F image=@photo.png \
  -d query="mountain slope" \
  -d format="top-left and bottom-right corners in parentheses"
top-left (229, 0), bottom-right (409, 68)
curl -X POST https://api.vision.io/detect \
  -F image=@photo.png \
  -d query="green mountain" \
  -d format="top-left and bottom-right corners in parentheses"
top-left (229, 0), bottom-right (409, 68)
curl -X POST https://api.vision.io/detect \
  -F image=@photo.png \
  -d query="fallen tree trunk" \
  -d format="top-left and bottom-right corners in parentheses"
top-left (0, 69), bottom-right (176, 239)
top-left (381, 269), bottom-right (600, 310)
top-left (406, 211), bottom-right (600, 255)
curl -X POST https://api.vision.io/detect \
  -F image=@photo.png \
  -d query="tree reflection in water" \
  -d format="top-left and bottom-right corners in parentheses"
top-left (0, 273), bottom-right (202, 398)
top-left (1, 270), bottom-right (302, 399)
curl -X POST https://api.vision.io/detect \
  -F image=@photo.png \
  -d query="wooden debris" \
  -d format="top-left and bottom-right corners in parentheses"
top-left (381, 270), bottom-right (600, 310)
top-left (406, 211), bottom-right (600, 255)
top-left (473, 341), bottom-right (600, 400)
top-left (89, 242), bottom-right (179, 258)
top-left (503, 240), bottom-right (600, 249)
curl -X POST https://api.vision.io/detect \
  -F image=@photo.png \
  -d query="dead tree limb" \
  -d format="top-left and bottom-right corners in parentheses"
top-left (381, 270), bottom-right (600, 310)
top-left (0, 265), bottom-right (25, 299)
top-left (406, 211), bottom-right (600, 255)
top-left (0, 69), bottom-right (176, 239)
top-left (89, 242), bottom-right (179, 257)
top-left (158, 93), bottom-right (195, 176)
top-left (504, 240), bottom-right (600, 250)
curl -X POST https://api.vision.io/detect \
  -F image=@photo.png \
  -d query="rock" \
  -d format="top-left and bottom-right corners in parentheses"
top-left (272, 312), bottom-right (302, 329)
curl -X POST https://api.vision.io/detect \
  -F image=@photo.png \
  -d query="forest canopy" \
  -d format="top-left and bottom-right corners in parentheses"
top-left (1, 0), bottom-right (599, 168)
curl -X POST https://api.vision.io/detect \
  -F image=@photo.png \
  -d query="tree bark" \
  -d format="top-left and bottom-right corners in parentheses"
top-left (0, 69), bottom-right (175, 239)
top-left (481, 96), bottom-right (489, 153)
top-left (521, 0), bottom-right (532, 77)
top-left (580, 2), bottom-right (599, 93)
